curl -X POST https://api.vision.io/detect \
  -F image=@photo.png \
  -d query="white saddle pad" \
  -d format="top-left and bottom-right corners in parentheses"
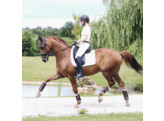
top-left (70, 46), bottom-right (96, 67)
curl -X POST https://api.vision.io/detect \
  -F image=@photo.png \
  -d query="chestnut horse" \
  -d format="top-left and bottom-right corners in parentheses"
top-left (36, 36), bottom-right (142, 108)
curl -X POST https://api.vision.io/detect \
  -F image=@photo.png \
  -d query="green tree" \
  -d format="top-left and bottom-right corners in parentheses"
top-left (90, 0), bottom-right (143, 63)
top-left (22, 29), bottom-right (38, 56)
top-left (102, 0), bottom-right (143, 50)
top-left (72, 13), bottom-right (83, 40)
top-left (90, 17), bottom-right (111, 49)
top-left (59, 21), bottom-right (74, 38)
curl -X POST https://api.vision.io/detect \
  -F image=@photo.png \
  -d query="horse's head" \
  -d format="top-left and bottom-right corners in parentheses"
top-left (38, 36), bottom-right (51, 63)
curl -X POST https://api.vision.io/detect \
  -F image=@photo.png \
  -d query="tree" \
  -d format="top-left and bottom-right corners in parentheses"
top-left (22, 29), bottom-right (38, 56)
top-left (72, 13), bottom-right (83, 40)
top-left (102, 0), bottom-right (143, 50)
top-left (90, 0), bottom-right (143, 63)
top-left (59, 21), bottom-right (74, 38)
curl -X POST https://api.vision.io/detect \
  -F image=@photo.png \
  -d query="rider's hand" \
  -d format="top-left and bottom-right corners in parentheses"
top-left (72, 41), bottom-right (77, 46)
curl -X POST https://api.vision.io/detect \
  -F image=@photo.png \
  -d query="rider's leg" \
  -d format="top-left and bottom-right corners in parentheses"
top-left (75, 57), bottom-right (83, 79)
top-left (75, 43), bottom-right (90, 58)
top-left (75, 43), bottom-right (90, 79)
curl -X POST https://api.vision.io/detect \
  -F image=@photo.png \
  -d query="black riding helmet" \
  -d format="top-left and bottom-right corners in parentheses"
top-left (80, 15), bottom-right (89, 23)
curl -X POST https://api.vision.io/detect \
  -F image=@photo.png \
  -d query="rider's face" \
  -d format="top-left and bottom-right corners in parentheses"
top-left (80, 20), bottom-right (84, 26)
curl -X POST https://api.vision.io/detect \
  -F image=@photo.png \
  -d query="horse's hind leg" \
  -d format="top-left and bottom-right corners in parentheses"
top-left (113, 73), bottom-right (130, 107)
top-left (98, 72), bottom-right (115, 103)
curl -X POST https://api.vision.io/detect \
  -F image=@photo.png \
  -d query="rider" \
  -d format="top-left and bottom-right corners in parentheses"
top-left (72, 14), bottom-right (91, 79)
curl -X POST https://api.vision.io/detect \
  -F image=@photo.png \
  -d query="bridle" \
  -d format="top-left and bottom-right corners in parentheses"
top-left (40, 38), bottom-right (72, 56)
top-left (40, 38), bottom-right (49, 57)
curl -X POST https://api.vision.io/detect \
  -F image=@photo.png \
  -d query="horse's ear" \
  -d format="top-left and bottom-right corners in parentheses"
top-left (38, 36), bottom-right (43, 42)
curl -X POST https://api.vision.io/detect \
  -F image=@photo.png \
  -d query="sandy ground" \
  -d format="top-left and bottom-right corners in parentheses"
top-left (22, 95), bottom-right (142, 117)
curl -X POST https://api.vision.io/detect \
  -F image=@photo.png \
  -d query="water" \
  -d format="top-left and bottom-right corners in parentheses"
top-left (22, 85), bottom-right (110, 98)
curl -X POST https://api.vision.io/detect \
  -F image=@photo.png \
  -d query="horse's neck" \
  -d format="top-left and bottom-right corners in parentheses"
top-left (51, 40), bottom-right (69, 59)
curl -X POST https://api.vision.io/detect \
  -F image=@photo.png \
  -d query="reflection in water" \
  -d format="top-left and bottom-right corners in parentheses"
top-left (22, 85), bottom-right (110, 98)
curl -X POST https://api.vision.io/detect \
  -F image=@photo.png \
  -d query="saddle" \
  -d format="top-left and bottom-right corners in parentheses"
top-left (73, 45), bottom-right (92, 65)
top-left (70, 45), bottom-right (96, 67)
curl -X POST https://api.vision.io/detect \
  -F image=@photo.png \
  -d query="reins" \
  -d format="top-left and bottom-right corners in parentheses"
top-left (54, 46), bottom-right (72, 54)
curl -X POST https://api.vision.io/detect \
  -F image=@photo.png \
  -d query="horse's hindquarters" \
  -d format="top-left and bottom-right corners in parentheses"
top-left (94, 48), bottom-right (122, 74)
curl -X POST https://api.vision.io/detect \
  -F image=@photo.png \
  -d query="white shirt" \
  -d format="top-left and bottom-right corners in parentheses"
top-left (80, 24), bottom-right (91, 46)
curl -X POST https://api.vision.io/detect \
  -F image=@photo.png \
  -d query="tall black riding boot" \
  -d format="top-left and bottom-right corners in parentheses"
top-left (75, 57), bottom-right (83, 79)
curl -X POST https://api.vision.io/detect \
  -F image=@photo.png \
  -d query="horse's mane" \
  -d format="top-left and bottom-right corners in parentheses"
top-left (45, 36), bottom-right (68, 45)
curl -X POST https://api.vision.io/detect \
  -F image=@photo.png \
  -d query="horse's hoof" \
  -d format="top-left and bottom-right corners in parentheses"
top-left (36, 91), bottom-right (41, 98)
top-left (98, 98), bottom-right (103, 103)
top-left (125, 100), bottom-right (130, 107)
top-left (126, 103), bottom-right (130, 107)
top-left (74, 104), bottom-right (79, 108)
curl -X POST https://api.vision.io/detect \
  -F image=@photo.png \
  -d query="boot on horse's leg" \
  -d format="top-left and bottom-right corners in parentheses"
top-left (36, 81), bottom-right (47, 98)
top-left (36, 73), bottom-right (63, 98)
top-left (113, 73), bottom-right (130, 107)
top-left (75, 56), bottom-right (83, 79)
top-left (99, 73), bottom-right (115, 103)
top-left (122, 88), bottom-right (130, 107)
top-left (74, 93), bottom-right (81, 108)
top-left (69, 77), bottom-right (82, 108)
top-left (98, 86), bottom-right (110, 103)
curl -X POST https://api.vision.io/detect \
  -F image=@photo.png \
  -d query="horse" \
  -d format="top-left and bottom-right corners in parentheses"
top-left (36, 36), bottom-right (143, 108)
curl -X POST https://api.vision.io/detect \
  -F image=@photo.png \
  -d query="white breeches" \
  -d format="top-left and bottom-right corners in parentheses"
top-left (75, 43), bottom-right (90, 58)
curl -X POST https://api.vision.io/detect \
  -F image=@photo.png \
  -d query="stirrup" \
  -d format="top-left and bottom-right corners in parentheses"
top-left (74, 74), bottom-right (83, 79)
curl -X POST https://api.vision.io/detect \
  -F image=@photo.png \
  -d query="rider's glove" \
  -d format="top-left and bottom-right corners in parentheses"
top-left (72, 41), bottom-right (77, 46)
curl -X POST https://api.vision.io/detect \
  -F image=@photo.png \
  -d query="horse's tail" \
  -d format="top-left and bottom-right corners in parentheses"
top-left (120, 51), bottom-right (143, 75)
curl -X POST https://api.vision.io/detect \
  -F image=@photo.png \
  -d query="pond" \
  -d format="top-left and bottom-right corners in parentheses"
top-left (22, 85), bottom-right (110, 98)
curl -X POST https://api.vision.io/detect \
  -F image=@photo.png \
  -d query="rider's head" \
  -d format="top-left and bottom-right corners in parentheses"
top-left (80, 15), bottom-right (89, 26)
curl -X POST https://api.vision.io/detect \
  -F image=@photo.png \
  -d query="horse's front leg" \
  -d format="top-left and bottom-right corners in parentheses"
top-left (36, 73), bottom-right (64, 98)
top-left (68, 76), bottom-right (81, 108)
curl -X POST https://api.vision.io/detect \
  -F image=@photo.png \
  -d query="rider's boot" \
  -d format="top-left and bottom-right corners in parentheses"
top-left (75, 57), bottom-right (83, 79)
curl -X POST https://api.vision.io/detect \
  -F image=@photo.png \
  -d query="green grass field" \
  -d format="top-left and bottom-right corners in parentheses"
top-left (22, 56), bottom-right (143, 90)
top-left (23, 113), bottom-right (143, 121)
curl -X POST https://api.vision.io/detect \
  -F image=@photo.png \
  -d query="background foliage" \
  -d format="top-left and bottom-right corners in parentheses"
top-left (91, 0), bottom-right (143, 63)
top-left (22, 22), bottom-right (74, 56)
top-left (22, 0), bottom-right (143, 63)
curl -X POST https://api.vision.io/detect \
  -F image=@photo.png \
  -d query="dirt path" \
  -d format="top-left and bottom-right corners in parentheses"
top-left (22, 95), bottom-right (142, 117)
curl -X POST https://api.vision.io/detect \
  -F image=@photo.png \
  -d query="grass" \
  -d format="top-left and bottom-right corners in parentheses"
top-left (77, 108), bottom-right (88, 115)
top-left (22, 56), bottom-right (143, 90)
top-left (57, 80), bottom-right (63, 97)
top-left (22, 113), bottom-right (143, 121)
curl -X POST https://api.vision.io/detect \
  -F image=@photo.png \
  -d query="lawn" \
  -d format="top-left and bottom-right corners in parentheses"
top-left (23, 113), bottom-right (143, 121)
top-left (22, 56), bottom-right (143, 90)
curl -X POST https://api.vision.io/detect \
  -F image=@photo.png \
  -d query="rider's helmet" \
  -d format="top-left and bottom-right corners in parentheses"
top-left (80, 15), bottom-right (89, 23)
